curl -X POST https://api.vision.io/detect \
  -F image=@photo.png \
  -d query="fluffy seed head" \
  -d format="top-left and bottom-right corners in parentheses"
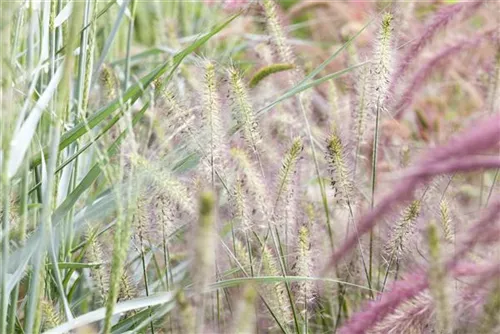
top-left (262, 0), bottom-right (295, 65)
top-left (202, 61), bottom-right (227, 184)
top-left (231, 148), bottom-right (270, 221)
top-left (440, 200), bottom-right (454, 243)
top-left (228, 67), bottom-right (262, 157)
top-left (385, 200), bottom-right (421, 259)
top-left (326, 130), bottom-right (353, 201)
top-left (294, 225), bottom-right (314, 310)
top-left (41, 299), bottom-right (61, 331)
top-left (249, 63), bottom-right (295, 88)
top-left (261, 246), bottom-right (292, 326)
top-left (370, 12), bottom-right (394, 106)
top-left (274, 137), bottom-right (303, 210)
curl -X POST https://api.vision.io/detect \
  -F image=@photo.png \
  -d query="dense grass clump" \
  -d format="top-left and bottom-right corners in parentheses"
top-left (1, 1), bottom-right (499, 333)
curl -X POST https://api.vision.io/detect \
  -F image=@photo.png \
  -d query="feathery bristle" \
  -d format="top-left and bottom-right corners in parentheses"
top-left (369, 292), bottom-right (432, 334)
top-left (234, 177), bottom-right (252, 232)
top-left (261, 246), bottom-right (292, 326)
top-left (100, 64), bottom-right (117, 100)
top-left (385, 200), bottom-right (421, 259)
top-left (203, 61), bottom-right (227, 185)
top-left (234, 238), bottom-right (253, 275)
top-left (274, 137), bottom-right (303, 210)
top-left (231, 148), bottom-right (270, 221)
top-left (161, 89), bottom-right (196, 139)
top-left (352, 63), bottom-right (370, 157)
top-left (294, 225), bottom-right (314, 311)
top-left (326, 130), bottom-right (353, 201)
top-left (440, 200), bottom-right (454, 243)
top-left (133, 155), bottom-right (194, 215)
top-left (86, 230), bottom-right (109, 305)
top-left (134, 194), bottom-right (149, 243)
top-left (370, 12), bottom-right (394, 109)
top-left (118, 269), bottom-right (136, 302)
top-left (262, 0), bottom-right (295, 66)
top-left (41, 299), bottom-right (61, 331)
top-left (228, 67), bottom-right (263, 161)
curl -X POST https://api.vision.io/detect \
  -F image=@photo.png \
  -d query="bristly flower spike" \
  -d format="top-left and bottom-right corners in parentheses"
top-left (228, 67), bottom-right (264, 174)
top-left (440, 199), bottom-right (454, 243)
top-left (370, 12), bottom-right (394, 108)
top-left (294, 225), bottom-right (314, 312)
top-left (385, 200), bottom-right (421, 260)
top-left (326, 129), bottom-right (353, 201)
top-left (274, 137), bottom-right (303, 211)
top-left (262, 0), bottom-right (295, 66)
top-left (203, 60), bottom-right (227, 187)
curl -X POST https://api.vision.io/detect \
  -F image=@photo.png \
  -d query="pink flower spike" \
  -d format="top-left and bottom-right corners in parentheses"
top-left (421, 113), bottom-right (500, 164)
top-left (339, 271), bottom-right (428, 334)
top-left (325, 113), bottom-right (500, 270)
top-left (393, 29), bottom-right (494, 120)
top-left (390, 0), bottom-right (485, 94)
top-left (339, 260), bottom-right (500, 334)
top-left (397, 156), bottom-right (500, 179)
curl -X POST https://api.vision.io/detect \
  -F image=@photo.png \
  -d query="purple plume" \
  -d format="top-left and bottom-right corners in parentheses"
top-left (339, 271), bottom-right (428, 334)
top-left (390, 0), bottom-right (485, 94)
top-left (325, 113), bottom-right (500, 269)
top-left (400, 156), bottom-right (500, 178)
top-left (393, 30), bottom-right (494, 120)
top-left (339, 260), bottom-right (500, 334)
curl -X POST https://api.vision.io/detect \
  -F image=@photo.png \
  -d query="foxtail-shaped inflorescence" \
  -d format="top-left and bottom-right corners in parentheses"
top-left (260, 245), bottom-right (292, 328)
top-left (231, 147), bottom-right (270, 222)
top-left (228, 67), bottom-right (263, 163)
top-left (385, 200), bottom-right (421, 260)
top-left (249, 63), bottom-right (296, 88)
top-left (202, 61), bottom-right (227, 187)
top-left (40, 299), bottom-right (61, 332)
top-left (233, 177), bottom-right (253, 232)
top-left (440, 199), bottom-right (454, 244)
top-left (370, 292), bottom-right (433, 334)
top-left (274, 137), bottom-right (303, 211)
top-left (86, 229), bottom-right (109, 306)
top-left (294, 225), bottom-right (314, 312)
top-left (262, 0), bottom-right (295, 66)
top-left (326, 129), bottom-right (353, 201)
top-left (370, 12), bottom-right (394, 106)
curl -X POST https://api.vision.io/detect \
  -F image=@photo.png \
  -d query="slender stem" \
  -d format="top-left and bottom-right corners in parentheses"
top-left (140, 239), bottom-right (155, 334)
top-left (369, 99), bottom-right (381, 291)
top-left (486, 169), bottom-right (499, 207)
top-left (298, 95), bottom-right (334, 249)
top-left (1, 160), bottom-right (10, 334)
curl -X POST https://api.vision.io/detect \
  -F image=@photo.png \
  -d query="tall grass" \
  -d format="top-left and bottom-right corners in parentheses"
top-left (1, 1), bottom-right (499, 333)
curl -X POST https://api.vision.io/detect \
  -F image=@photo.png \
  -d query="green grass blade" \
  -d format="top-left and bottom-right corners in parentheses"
top-left (44, 292), bottom-right (177, 334)
top-left (51, 102), bottom-right (149, 224)
top-left (29, 10), bottom-right (241, 169)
